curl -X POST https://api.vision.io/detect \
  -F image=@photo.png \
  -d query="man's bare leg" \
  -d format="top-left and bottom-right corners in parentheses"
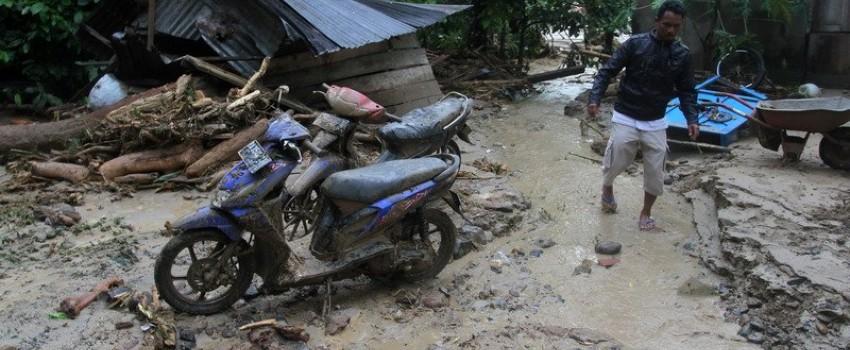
top-left (639, 191), bottom-right (657, 230)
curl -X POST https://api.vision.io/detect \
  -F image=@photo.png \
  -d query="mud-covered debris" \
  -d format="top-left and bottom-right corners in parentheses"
top-left (58, 276), bottom-right (124, 318)
top-left (677, 277), bottom-right (716, 296)
top-left (115, 321), bottom-right (133, 330)
top-left (35, 203), bottom-right (81, 227)
top-left (472, 158), bottom-right (509, 175)
top-left (422, 291), bottom-right (449, 309)
top-left (595, 241), bottom-right (622, 255)
top-left (572, 259), bottom-right (593, 276)
top-left (597, 258), bottom-right (620, 268)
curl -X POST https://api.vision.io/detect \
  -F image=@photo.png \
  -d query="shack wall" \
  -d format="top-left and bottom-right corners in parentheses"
top-left (263, 34), bottom-right (443, 115)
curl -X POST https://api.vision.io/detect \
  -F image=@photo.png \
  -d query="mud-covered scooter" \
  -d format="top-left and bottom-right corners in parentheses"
top-left (154, 111), bottom-right (462, 314)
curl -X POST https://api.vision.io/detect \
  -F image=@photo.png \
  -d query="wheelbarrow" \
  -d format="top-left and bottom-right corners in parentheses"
top-left (751, 97), bottom-right (850, 170)
top-left (694, 96), bottom-right (850, 170)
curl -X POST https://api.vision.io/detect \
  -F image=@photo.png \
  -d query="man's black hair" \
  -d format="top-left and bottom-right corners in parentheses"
top-left (657, 0), bottom-right (686, 19)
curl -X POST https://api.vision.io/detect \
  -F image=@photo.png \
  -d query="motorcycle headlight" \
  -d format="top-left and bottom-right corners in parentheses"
top-left (212, 189), bottom-right (233, 208)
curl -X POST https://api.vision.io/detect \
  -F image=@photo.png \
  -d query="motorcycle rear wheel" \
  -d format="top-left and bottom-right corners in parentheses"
top-left (400, 208), bottom-right (457, 282)
top-left (154, 230), bottom-right (254, 315)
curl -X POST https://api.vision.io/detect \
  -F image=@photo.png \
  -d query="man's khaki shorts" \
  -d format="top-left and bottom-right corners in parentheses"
top-left (602, 123), bottom-right (667, 196)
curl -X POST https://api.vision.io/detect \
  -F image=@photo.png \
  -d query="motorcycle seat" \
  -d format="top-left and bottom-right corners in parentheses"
top-left (321, 157), bottom-right (447, 204)
top-left (378, 96), bottom-right (466, 143)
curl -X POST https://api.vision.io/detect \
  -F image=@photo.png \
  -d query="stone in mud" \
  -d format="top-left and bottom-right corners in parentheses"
top-left (529, 248), bottom-right (543, 257)
top-left (595, 241), bottom-right (622, 255)
top-left (422, 291), bottom-right (449, 309)
top-left (115, 321), bottom-right (133, 330)
top-left (572, 259), bottom-right (593, 276)
top-left (816, 321), bottom-right (830, 335)
top-left (489, 260), bottom-right (504, 273)
top-left (568, 327), bottom-right (615, 345)
top-left (746, 332), bottom-right (765, 344)
top-left (326, 309), bottom-right (359, 335)
top-left (221, 328), bottom-right (236, 338)
top-left (461, 225), bottom-right (493, 245)
top-left (454, 238), bottom-right (476, 259)
top-left (538, 325), bottom-right (570, 337)
top-left (598, 257), bottom-right (620, 268)
top-left (535, 239), bottom-right (556, 249)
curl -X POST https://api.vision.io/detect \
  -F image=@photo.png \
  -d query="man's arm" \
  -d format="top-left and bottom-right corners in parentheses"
top-left (588, 40), bottom-right (631, 112)
top-left (675, 54), bottom-right (700, 139)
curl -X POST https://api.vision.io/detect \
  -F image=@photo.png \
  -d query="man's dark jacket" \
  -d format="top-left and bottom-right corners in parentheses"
top-left (589, 31), bottom-right (698, 124)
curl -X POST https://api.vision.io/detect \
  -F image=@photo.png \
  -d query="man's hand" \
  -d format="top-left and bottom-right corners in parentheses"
top-left (586, 104), bottom-right (600, 121)
top-left (688, 123), bottom-right (700, 140)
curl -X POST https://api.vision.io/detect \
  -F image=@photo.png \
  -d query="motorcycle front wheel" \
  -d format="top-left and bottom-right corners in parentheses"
top-left (154, 230), bottom-right (255, 315)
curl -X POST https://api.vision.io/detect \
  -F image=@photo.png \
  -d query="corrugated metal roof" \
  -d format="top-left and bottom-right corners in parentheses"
top-left (355, 0), bottom-right (471, 28)
top-left (84, 0), bottom-right (470, 76)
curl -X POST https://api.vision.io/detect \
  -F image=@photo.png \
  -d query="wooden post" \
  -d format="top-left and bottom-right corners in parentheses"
top-left (147, 0), bottom-right (156, 51)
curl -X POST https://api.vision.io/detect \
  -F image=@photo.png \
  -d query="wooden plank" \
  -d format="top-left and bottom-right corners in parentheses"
top-left (388, 34), bottom-right (420, 49)
top-left (266, 41), bottom-right (390, 74)
top-left (335, 65), bottom-right (436, 94)
top-left (266, 48), bottom-right (430, 88)
top-left (386, 94), bottom-right (443, 115)
top-left (365, 79), bottom-right (441, 107)
top-left (266, 34), bottom-right (420, 75)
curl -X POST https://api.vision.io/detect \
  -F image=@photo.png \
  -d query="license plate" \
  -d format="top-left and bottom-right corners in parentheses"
top-left (238, 140), bottom-right (272, 173)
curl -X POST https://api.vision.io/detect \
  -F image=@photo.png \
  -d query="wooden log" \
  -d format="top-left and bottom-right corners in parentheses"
top-left (185, 119), bottom-right (269, 178)
top-left (29, 161), bottom-right (90, 183)
top-left (99, 142), bottom-right (204, 181)
top-left (667, 139), bottom-right (732, 153)
top-left (0, 84), bottom-right (173, 153)
top-left (113, 173), bottom-right (159, 185)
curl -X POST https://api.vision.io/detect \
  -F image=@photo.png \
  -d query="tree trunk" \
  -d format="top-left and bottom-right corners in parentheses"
top-left (29, 161), bottom-right (91, 183)
top-left (0, 84), bottom-right (173, 153)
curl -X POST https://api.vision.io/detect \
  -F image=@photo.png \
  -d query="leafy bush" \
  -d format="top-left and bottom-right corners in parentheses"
top-left (0, 0), bottom-right (102, 108)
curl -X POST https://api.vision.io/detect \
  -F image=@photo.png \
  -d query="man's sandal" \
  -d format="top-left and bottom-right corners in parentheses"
top-left (601, 196), bottom-right (618, 213)
top-left (639, 217), bottom-right (657, 231)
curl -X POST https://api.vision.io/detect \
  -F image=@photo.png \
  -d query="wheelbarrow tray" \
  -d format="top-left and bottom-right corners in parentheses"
top-left (756, 97), bottom-right (850, 133)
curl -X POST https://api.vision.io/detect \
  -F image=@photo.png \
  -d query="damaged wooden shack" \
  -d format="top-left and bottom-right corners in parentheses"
top-left (79, 0), bottom-right (471, 114)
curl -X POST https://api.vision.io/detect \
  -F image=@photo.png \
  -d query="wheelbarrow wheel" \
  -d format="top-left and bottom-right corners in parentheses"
top-left (819, 127), bottom-right (850, 170)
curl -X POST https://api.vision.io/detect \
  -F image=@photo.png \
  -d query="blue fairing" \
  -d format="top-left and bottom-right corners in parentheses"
top-left (364, 180), bottom-right (436, 232)
top-left (173, 206), bottom-right (243, 241)
top-left (220, 160), bottom-right (296, 208)
top-left (265, 115), bottom-right (310, 142)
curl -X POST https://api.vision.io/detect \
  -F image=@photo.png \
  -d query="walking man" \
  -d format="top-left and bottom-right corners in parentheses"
top-left (586, 0), bottom-right (699, 231)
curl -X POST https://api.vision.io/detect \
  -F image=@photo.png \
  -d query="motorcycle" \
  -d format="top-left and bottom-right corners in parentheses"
top-left (281, 90), bottom-right (474, 240)
top-left (154, 111), bottom-right (462, 315)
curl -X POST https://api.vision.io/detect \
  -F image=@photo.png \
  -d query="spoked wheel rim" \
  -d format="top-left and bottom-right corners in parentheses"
top-left (282, 189), bottom-right (321, 241)
top-left (401, 209), bottom-right (456, 281)
top-left (154, 230), bottom-right (254, 314)
top-left (716, 48), bottom-right (765, 89)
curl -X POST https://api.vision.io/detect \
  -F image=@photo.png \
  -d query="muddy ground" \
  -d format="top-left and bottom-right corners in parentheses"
top-left (1, 60), bottom-right (848, 350)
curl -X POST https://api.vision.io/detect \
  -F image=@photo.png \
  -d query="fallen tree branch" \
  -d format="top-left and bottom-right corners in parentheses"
top-left (99, 142), bottom-right (204, 181)
top-left (29, 161), bottom-right (91, 183)
top-left (239, 57), bottom-right (270, 97)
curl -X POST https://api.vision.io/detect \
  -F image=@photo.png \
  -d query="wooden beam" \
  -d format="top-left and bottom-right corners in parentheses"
top-left (266, 48), bottom-right (430, 88)
top-left (147, 0), bottom-right (156, 51)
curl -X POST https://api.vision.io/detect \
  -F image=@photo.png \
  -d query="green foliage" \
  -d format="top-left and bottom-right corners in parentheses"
top-left (410, 0), bottom-right (584, 67)
top-left (653, 0), bottom-right (808, 57)
top-left (0, 0), bottom-right (102, 108)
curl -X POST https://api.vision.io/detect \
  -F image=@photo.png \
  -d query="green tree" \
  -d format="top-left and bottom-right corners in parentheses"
top-left (0, 0), bottom-right (102, 109)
